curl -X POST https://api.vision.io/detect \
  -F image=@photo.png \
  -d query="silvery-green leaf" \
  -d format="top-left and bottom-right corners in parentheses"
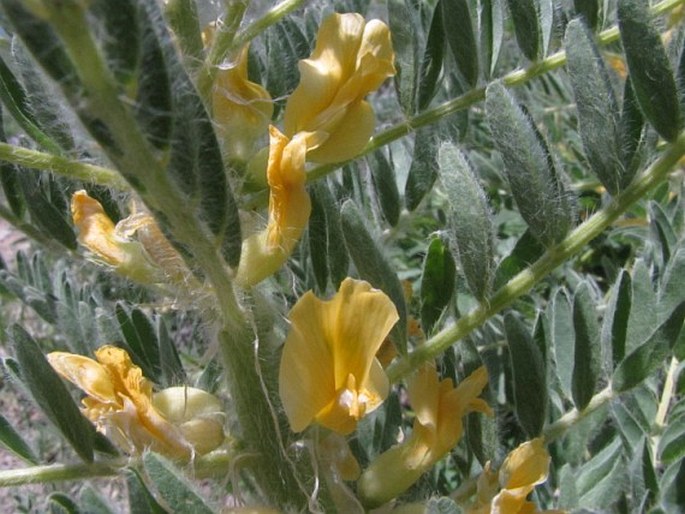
top-left (618, 0), bottom-right (681, 142)
top-left (439, 143), bottom-right (494, 300)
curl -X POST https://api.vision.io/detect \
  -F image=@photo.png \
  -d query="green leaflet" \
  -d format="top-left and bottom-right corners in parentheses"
top-left (405, 127), bottom-right (439, 211)
top-left (479, 0), bottom-right (504, 79)
top-left (574, 0), bottom-right (600, 31)
top-left (613, 302), bottom-right (685, 393)
top-left (48, 493), bottom-right (81, 514)
top-left (126, 468), bottom-right (169, 514)
top-left (115, 304), bottom-right (161, 383)
top-left (618, 76), bottom-right (646, 187)
top-left (420, 237), bottom-right (456, 334)
top-left (576, 439), bottom-right (627, 509)
top-left (600, 269), bottom-right (631, 369)
top-left (369, 149), bottom-right (401, 227)
top-left (0, 55), bottom-right (63, 154)
top-left (91, 0), bottom-right (140, 86)
top-left (565, 19), bottom-right (623, 195)
top-left (341, 199), bottom-right (408, 354)
top-left (505, 0), bottom-right (540, 61)
top-left (11, 325), bottom-right (96, 463)
top-left (549, 287), bottom-right (574, 400)
top-left (417, 2), bottom-right (445, 110)
top-left (441, 0), bottom-right (479, 88)
top-left (0, 412), bottom-right (38, 464)
top-left (505, 313), bottom-right (547, 437)
top-left (388, 0), bottom-right (419, 115)
top-left (485, 82), bottom-right (574, 246)
top-left (572, 283), bottom-right (601, 410)
top-left (18, 171), bottom-right (77, 251)
top-left (164, 0), bottom-right (204, 71)
top-left (438, 143), bottom-right (494, 300)
top-left (618, 0), bottom-right (681, 142)
top-left (79, 487), bottom-right (116, 514)
top-left (143, 453), bottom-right (214, 514)
top-left (658, 410), bottom-right (685, 465)
top-left (308, 183), bottom-right (330, 292)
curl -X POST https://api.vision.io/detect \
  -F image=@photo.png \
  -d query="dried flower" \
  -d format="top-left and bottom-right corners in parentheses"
top-left (48, 346), bottom-right (224, 459)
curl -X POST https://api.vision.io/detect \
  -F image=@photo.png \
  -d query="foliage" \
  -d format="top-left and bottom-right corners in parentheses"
top-left (0, 0), bottom-right (683, 512)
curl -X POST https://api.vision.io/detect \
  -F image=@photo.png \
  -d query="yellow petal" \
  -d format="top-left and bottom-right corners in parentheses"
top-left (283, 13), bottom-right (367, 135)
top-left (265, 127), bottom-right (311, 250)
top-left (279, 290), bottom-right (338, 432)
top-left (305, 100), bottom-right (375, 164)
top-left (213, 45), bottom-right (273, 161)
top-left (71, 190), bottom-right (128, 267)
top-left (282, 13), bottom-right (394, 163)
top-left (279, 278), bottom-right (398, 434)
top-left (328, 279), bottom-right (399, 388)
top-left (47, 352), bottom-right (117, 404)
top-left (235, 127), bottom-right (311, 287)
top-left (499, 438), bottom-right (550, 490)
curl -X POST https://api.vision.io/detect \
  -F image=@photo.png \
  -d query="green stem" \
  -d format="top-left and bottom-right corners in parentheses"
top-left (196, 0), bottom-right (306, 103)
top-left (0, 461), bottom-right (122, 487)
top-left (387, 131), bottom-right (685, 382)
top-left (0, 142), bottom-right (128, 190)
top-left (544, 387), bottom-right (615, 443)
top-left (0, 450), bottom-right (237, 487)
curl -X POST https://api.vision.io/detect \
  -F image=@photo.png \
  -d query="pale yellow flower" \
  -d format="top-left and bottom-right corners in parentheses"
top-left (359, 365), bottom-right (491, 507)
top-left (279, 278), bottom-right (399, 435)
top-left (213, 45), bottom-right (273, 162)
top-left (468, 438), bottom-right (564, 514)
top-left (47, 346), bottom-right (225, 459)
top-left (235, 126), bottom-right (318, 286)
top-left (283, 12), bottom-right (395, 164)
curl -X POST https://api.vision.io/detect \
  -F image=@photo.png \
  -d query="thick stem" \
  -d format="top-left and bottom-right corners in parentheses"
top-left (387, 132), bottom-right (685, 382)
top-left (217, 327), bottom-right (313, 509)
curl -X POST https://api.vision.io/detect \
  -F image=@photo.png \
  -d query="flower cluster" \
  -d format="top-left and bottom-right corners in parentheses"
top-left (233, 12), bottom-right (395, 286)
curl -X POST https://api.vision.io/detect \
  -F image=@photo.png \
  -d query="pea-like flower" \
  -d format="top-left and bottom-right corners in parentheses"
top-left (47, 346), bottom-right (225, 460)
top-left (358, 365), bottom-right (491, 507)
top-left (212, 45), bottom-right (273, 162)
top-left (235, 126), bottom-right (320, 286)
top-left (279, 278), bottom-right (399, 435)
top-left (468, 438), bottom-right (562, 514)
top-left (283, 12), bottom-right (395, 164)
top-left (71, 190), bottom-right (191, 288)
top-left (71, 191), bottom-right (161, 284)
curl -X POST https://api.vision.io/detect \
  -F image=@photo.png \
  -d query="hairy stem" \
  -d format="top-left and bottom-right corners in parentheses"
top-left (387, 131), bottom-right (685, 382)
top-left (196, 0), bottom-right (306, 102)
top-left (0, 142), bottom-right (128, 190)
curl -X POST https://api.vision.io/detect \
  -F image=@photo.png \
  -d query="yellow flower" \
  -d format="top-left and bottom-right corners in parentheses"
top-left (279, 278), bottom-right (399, 435)
top-left (468, 438), bottom-right (563, 514)
top-left (47, 346), bottom-right (225, 459)
top-left (213, 45), bottom-right (273, 162)
top-left (71, 191), bottom-right (189, 285)
top-left (235, 126), bottom-right (317, 286)
top-left (358, 365), bottom-right (491, 508)
top-left (283, 12), bottom-right (395, 164)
